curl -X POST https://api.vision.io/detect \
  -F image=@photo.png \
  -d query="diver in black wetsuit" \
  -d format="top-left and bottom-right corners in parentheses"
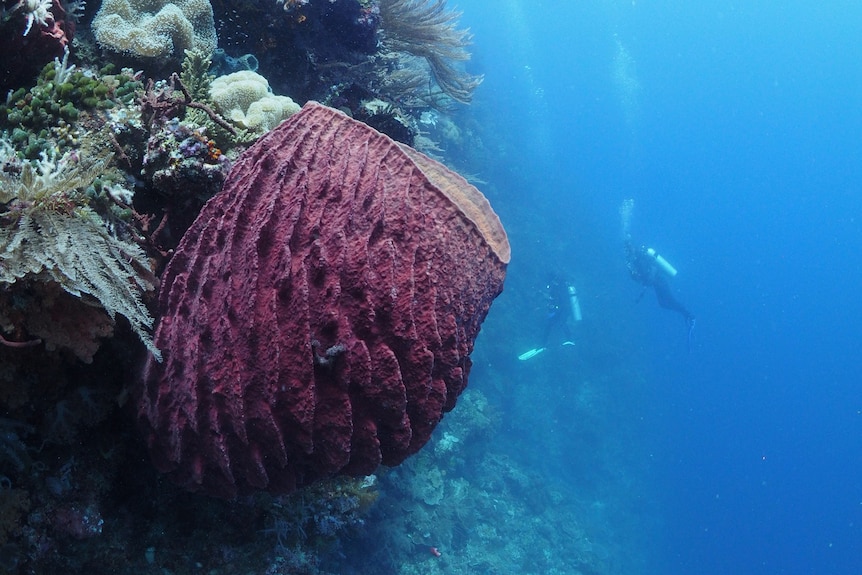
top-left (620, 198), bottom-right (695, 336)
top-left (518, 275), bottom-right (581, 360)
top-left (625, 239), bottom-right (696, 330)
top-left (540, 275), bottom-right (577, 348)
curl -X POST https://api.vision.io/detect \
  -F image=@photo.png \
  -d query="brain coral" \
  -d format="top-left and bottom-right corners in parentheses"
top-left (209, 71), bottom-right (300, 133)
top-left (139, 102), bottom-right (509, 499)
top-left (92, 0), bottom-right (216, 62)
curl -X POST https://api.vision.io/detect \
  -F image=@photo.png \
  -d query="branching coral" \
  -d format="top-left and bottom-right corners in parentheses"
top-left (179, 48), bottom-right (214, 102)
top-left (378, 0), bottom-right (482, 104)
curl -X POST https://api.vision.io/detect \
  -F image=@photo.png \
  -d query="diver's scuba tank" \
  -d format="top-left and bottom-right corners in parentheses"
top-left (567, 284), bottom-right (583, 322)
top-left (645, 247), bottom-right (678, 277)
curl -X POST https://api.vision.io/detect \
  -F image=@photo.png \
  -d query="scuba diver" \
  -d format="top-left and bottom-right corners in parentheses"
top-left (518, 275), bottom-right (582, 361)
top-left (620, 199), bottom-right (696, 348)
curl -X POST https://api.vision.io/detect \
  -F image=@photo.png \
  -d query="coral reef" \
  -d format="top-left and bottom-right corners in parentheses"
top-left (0, 3), bottom-right (553, 573)
top-left (0, 48), bottom-right (142, 159)
top-left (262, 476), bottom-right (379, 552)
top-left (0, 5), bottom-right (644, 575)
top-left (378, 0), bottom-right (483, 104)
top-left (0, 280), bottom-right (115, 362)
top-left (139, 102), bottom-right (509, 498)
top-left (211, 0), bottom-right (380, 105)
top-left (0, 0), bottom-right (76, 93)
top-left (178, 47), bottom-right (214, 101)
top-left (209, 70), bottom-right (300, 134)
top-left (354, 98), bottom-right (416, 145)
top-left (408, 456), bottom-right (445, 506)
top-left (0, 147), bottom-right (158, 357)
top-left (322, 385), bottom-right (623, 575)
top-left (210, 0), bottom-right (480, 138)
top-left (142, 118), bottom-right (230, 211)
top-left (92, 0), bottom-right (217, 68)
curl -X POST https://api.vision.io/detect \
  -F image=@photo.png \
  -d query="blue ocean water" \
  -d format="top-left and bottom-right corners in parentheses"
top-left (458, 1), bottom-right (862, 574)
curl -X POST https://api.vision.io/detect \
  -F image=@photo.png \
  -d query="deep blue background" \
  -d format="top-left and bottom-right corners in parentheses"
top-left (458, 1), bottom-right (862, 573)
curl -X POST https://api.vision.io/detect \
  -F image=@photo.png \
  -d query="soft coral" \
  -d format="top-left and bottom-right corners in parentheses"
top-left (10, 0), bottom-right (55, 36)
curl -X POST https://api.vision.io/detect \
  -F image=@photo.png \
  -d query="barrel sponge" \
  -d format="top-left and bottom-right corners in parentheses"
top-left (210, 71), bottom-right (300, 133)
top-left (92, 0), bottom-right (217, 62)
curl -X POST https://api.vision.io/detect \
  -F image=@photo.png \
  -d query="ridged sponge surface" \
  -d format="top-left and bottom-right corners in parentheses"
top-left (139, 102), bottom-right (508, 498)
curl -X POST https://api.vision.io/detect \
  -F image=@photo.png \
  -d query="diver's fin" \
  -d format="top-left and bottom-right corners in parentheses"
top-left (518, 347), bottom-right (547, 361)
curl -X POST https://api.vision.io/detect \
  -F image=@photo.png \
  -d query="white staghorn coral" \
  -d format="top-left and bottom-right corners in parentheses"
top-left (52, 46), bottom-right (76, 85)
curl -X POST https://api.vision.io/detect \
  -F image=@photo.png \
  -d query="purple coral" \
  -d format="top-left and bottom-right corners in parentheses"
top-left (143, 120), bottom-right (230, 195)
